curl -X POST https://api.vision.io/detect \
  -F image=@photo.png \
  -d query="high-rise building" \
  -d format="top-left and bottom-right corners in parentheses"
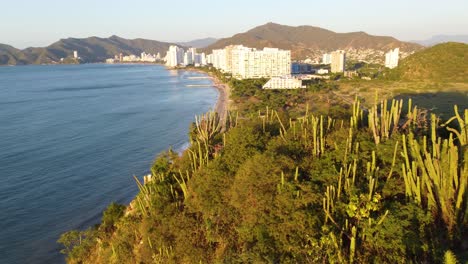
top-left (188, 48), bottom-right (197, 63)
top-left (385, 48), bottom-right (400, 69)
top-left (211, 49), bottom-right (227, 71)
top-left (322, 53), bottom-right (331, 64)
top-left (330, 50), bottom-right (346, 73)
top-left (73, 51), bottom-right (78, 59)
top-left (164, 46), bottom-right (207, 67)
top-left (184, 50), bottom-right (193, 65)
top-left (209, 46), bottom-right (291, 79)
top-left (165, 46), bottom-right (185, 67)
top-left (200, 53), bottom-right (207, 65)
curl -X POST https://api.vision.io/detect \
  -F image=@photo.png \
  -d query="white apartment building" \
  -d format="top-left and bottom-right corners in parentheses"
top-left (210, 46), bottom-right (291, 79)
top-left (263, 76), bottom-right (305, 89)
top-left (330, 50), bottom-right (346, 73)
top-left (141, 52), bottom-right (157, 62)
top-left (165, 45), bottom-right (185, 67)
top-left (184, 51), bottom-right (193, 65)
top-left (322, 53), bottom-right (331, 64)
top-left (188, 48), bottom-right (197, 63)
top-left (122, 54), bottom-right (139, 62)
top-left (211, 49), bottom-right (227, 71)
top-left (200, 53), bottom-right (207, 65)
top-left (385, 48), bottom-right (400, 69)
top-left (163, 46), bottom-right (207, 67)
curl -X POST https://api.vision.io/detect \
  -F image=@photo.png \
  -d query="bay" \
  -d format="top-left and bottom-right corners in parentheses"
top-left (0, 64), bottom-right (218, 263)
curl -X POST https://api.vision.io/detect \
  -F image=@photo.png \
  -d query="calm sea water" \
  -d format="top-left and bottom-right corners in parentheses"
top-left (0, 64), bottom-right (218, 263)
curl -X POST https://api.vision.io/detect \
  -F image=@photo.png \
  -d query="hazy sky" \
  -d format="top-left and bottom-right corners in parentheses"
top-left (1, 0), bottom-right (467, 48)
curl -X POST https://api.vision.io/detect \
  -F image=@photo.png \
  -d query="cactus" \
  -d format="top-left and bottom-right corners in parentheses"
top-left (173, 170), bottom-right (190, 200)
top-left (443, 105), bottom-right (467, 146)
top-left (387, 141), bottom-right (399, 181)
top-left (351, 96), bottom-right (363, 130)
top-left (349, 226), bottom-right (356, 264)
top-left (195, 111), bottom-right (221, 146)
top-left (401, 111), bottom-right (467, 233)
top-left (368, 98), bottom-right (403, 144)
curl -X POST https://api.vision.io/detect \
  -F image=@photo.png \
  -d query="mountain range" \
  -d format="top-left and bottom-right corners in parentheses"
top-left (0, 36), bottom-right (180, 65)
top-left (204, 23), bottom-right (423, 59)
top-left (1, 23), bottom-right (425, 65)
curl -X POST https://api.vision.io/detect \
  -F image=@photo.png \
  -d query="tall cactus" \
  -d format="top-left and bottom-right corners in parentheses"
top-left (194, 111), bottom-right (221, 146)
top-left (444, 105), bottom-right (468, 146)
top-left (401, 112), bottom-right (467, 233)
top-left (368, 97), bottom-right (403, 144)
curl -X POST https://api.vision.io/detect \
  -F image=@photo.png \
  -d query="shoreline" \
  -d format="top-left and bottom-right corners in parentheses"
top-left (178, 67), bottom-right (231, 126)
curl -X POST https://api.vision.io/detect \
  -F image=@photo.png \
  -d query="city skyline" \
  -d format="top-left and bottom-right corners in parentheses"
top-left (1, 0), bottom-right (467, 49)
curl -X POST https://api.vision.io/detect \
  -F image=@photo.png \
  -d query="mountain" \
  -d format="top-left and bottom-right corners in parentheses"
top-left (0, 44), bottom-right (20, 65)
top-left (388, 42), bottom-right (468, 82)
top-left (177, 38), bottom-right (218, 48)
top-left (0, 36), bottom-right (180, 65)
top-left (204, 22), bottom-right (422, 60)
top-left (412, 35), bottom-right (468, 47)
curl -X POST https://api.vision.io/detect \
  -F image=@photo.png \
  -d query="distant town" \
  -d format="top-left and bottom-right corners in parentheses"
top-left (101, 45), bottom-right (400, 89)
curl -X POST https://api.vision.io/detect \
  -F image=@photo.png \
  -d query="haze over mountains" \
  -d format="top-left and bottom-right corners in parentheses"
top-left (176, 38), bottom-right (218, 49)
top-left (0, 22), bottom-right (430, 65)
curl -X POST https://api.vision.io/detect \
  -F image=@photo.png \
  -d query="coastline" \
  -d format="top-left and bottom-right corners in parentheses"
top-left (178, 67), bottom-right (231, 126)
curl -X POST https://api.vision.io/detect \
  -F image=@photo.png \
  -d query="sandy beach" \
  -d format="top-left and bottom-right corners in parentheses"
top-left (180, 68), bottom-right (231, 126)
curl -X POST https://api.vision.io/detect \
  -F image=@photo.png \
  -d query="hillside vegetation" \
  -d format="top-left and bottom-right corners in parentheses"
top-left (387, 42), bottom-right (468, 82)
top-left (59, 75), bottom-right (468, 263)
top-left (0, 36), bottom-right (179, 65)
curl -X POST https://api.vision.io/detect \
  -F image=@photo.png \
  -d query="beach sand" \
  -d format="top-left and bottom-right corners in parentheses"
top-left (180, 68), bottom-right (231, 126)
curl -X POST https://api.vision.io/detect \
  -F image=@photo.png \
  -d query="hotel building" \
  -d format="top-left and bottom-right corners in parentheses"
top-left (209, 45), bottom-right (291, 79)
top-left (330, 50), bottom-right (346, 73)
top-left (385, 48), bottom-right (400, 69)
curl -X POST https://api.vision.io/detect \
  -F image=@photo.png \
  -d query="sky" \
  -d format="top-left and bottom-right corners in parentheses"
top-left (1, 0), bottom-right (467, 49)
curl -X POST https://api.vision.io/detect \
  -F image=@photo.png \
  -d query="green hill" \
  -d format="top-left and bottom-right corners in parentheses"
top-left (0, 44), bottom-right (26, 65)
top-left (0, 36), bottom-right (180, 65)
top-left (204, 22), bottom-right (422, 59)
top-left (391, 42), bottom-right (468, 82)
top-left (58, 96), bottom-right (468, 263)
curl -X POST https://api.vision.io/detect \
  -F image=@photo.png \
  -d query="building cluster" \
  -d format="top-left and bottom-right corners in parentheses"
top-left (207, 45), bottom-right (291, 79)
top-left (165, 46), bottom-right (207, 67)
top-left (106, 52), bottom-right (162, 64)
top-left (160, 44), bottom-right (402, 89)
top-left (385, 48), bottom-right (400, 69)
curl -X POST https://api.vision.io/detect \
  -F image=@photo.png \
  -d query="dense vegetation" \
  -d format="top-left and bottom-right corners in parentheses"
top-left (384, 42), bottom-right (468, 82)
top-left (59, 72), bottom-right (467, 263)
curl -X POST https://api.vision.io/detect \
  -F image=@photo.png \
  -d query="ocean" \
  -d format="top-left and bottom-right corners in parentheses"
top-left (0, 64), bottom-right (218, 263)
